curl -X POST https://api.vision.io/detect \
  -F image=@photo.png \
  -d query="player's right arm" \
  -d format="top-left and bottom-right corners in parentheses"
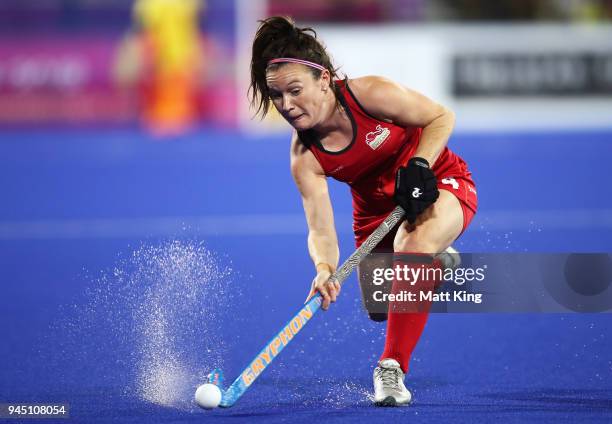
top-left (290, 132), bottom-right (340, 310)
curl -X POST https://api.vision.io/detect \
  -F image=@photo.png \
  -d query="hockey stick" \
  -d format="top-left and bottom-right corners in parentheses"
top-left (209, 206), bottom-right (406, 408)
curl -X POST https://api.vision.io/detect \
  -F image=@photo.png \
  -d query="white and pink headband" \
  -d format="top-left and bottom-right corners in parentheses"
top-left (267, 58), bottom-right (326, 71)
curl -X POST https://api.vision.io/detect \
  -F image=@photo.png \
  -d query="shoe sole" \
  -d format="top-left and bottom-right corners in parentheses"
top-left (375, 396), bottom-right (397, 407)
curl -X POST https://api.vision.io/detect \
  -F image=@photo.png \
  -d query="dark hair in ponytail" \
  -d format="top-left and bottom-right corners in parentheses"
top-left (249, 16), bottom-right (342, 119)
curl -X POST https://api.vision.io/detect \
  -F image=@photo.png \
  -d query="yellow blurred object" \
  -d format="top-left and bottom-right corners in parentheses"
top-left (135, 0), bottom-right (203, 76)
top-left (133, 0), bottom-right (205, 136)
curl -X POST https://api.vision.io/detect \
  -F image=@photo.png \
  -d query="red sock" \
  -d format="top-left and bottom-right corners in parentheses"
top-left (380, 252), bottom-right (442, 373)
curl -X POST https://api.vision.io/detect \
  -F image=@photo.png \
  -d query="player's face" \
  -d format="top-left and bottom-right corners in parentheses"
top-left (266, 64), bottom-right (330, 130)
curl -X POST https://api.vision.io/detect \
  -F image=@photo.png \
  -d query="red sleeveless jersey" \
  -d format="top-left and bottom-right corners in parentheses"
top-left (299, 79), bottom-right (473, 218)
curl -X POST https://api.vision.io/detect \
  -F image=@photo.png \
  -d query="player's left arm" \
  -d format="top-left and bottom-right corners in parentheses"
top-left (348, 76), bottom-right (455, 166)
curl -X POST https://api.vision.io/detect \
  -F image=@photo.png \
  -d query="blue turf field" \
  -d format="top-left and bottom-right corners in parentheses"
top-left (1, 128), bottom-right (611, 423)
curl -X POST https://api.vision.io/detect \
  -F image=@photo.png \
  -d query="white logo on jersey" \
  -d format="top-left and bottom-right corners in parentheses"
top-left (412, 187), bottom-right (422, 198)
top-left (441, 177), bottom-right (459, 190)
top-left (365, 125), bottom-right (390, 150)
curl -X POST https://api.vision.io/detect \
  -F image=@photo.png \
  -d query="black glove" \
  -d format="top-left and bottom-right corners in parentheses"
top-left (394, 157), bottom-right (439, 224)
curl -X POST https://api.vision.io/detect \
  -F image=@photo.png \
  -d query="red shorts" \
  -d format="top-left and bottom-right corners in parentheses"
top-left (353, 175), bottom-right (478, 249)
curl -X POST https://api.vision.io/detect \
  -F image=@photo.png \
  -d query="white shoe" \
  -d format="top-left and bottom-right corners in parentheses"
top-left (373, 358), bottom-right (412, 406)
top-left (436, 246), bottom-right (461, 269)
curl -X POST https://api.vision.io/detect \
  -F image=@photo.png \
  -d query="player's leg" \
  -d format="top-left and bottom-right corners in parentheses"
top-left (356, 201), bottom-right (465, 324)
top-left (395, 188), bottom-right (465, 254)
top-left (374, 190), bottom-right (465, 406)
top-left (358, 249), bottom-right (393, 322)
top-left (356, 225), bottom-right (396, 322)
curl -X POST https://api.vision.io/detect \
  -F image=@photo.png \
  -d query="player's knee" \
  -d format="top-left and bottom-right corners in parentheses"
top-left (393, 235), bottom-right (439, 255)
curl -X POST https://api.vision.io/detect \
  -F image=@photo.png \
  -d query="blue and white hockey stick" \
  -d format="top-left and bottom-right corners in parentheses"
top-left (208, 206), bottom-right (406, 408)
